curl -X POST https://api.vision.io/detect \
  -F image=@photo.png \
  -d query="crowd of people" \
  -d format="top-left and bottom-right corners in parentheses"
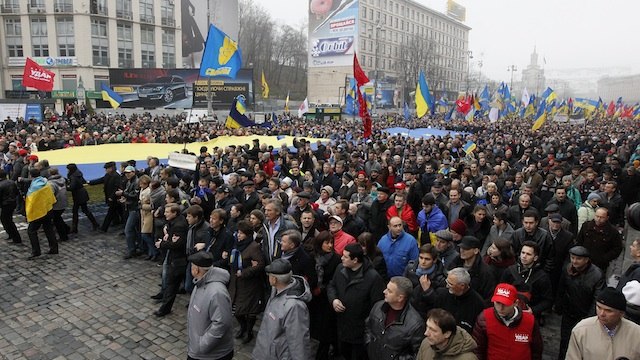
top-left (2, 110), bottom-right (640, 360)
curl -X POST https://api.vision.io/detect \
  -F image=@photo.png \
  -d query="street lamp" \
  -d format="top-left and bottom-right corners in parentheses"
top-left (374, 22), bottom-right (386, 113)
top-left (507, 65), bottom-right (518, 90)
top-left (466, 51), bottom-right (473, 92)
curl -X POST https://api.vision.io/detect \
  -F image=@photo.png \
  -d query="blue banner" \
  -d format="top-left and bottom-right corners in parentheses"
top-left (200, 24), bottom-right (242, 78)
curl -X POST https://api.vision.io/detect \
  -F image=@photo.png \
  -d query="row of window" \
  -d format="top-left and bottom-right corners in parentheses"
top-left (3, 0), bottom-right (174, 19)
top-left (4, 17), bottom-right (175, 67)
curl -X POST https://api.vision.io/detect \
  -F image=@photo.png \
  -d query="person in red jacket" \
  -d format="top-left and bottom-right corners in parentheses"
top-left (387, 192), bottom-right (419, 238)
top-left (472, 283), bottom-right (543, 360)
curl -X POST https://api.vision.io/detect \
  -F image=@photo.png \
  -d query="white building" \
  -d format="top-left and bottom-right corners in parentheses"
top-left (598, 75), bottom-right (640, 103)
top-left (0, 0), bottom-right (237, 109)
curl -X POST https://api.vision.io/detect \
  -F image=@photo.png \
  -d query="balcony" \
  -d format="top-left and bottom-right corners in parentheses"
top-left (27, 4), bottom-right (46, 13)
top-left (90, 5), bottom-right (108, 16)
top-left (1, 4), bottom-right (20, 13)
top-left (140, 14), bottom-right (155, 24)
top-left (54, 3), bottom-right (73, 13)
top-left (116, 9), bottom-right (132, 20)
top-left (161, 17), bottom-right (175, 27)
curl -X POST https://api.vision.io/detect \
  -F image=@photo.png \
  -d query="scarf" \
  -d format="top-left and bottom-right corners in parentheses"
top-left (195, 186), bottom-right (212, 199)
top-left (415, 264), bottom-right (436, 277)
top-left (230, 236), bottom-right (253, 271)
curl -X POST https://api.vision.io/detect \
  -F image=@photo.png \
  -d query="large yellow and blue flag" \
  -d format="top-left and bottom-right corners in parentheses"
top-left (540, 87), bottom-right (557, 104)
top-left (532, 100), bottom-right (547, 131)
top-left (200, 24), bottom-right (242, 78)
top-left (479, 85), bottom-right (490, 111)
top-left (345, 78), bottom-right (358, 115)
top-left (415, 70), bottom-right (434, 118)
top-left (225, 95), bottom-right (256, 129)
top-left (462, 140), bottom-right (477, 154)
top-left (25, 177), bottom-right (56, 222)
top-left (261, 70), bottom-right (269, 99)
top-left (101, 83), bottom-right (123, 109)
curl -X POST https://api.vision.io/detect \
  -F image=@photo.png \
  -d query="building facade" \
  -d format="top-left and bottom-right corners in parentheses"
top-left (0, 0), bottom-right (238, 110)
top-left (520, 47), bottom-right (545, 97)
top-left (598, 74), bottom-right (640, 103)
top-left (308, 0), bottom-right (470, 108)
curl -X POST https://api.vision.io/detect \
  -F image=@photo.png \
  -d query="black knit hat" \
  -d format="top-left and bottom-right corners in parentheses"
top-left (596, 287), bottom-right (627, 312)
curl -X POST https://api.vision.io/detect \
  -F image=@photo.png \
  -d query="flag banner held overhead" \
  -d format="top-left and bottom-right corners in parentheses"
top-left (200, 24), bottom-right (242, 78)
top-left (22, 58), bottom-right (55, 92)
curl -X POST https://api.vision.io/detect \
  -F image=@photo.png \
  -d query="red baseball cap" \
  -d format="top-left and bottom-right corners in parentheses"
top-left (394, 182), bottom-right (406, 190)
top-left (491, 283), bottom-right (518, 306)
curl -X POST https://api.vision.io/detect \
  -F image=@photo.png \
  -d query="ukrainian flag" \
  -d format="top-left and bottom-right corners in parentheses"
top-left (541, 87), bottom-right (557, 105)
top-left (25, 177), bottom-right (56, 222)
top-left (415, 70), bottom-right (434, 118)
top-left (463, 140), bottom-right (477, 154)
top-left (225, 95), bottom-right (256, 129)
top-left (531, 100), bottom-right (547, 131)
top-left (101, 83), bottom-right (123, 109)
top-left (200, 24), bottom-right (242, 79)
top-left (261, 70), bottom-right (269, 99)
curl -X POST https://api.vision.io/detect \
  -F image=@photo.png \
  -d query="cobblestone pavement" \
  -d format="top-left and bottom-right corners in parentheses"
top-left (0, 205), bottom-right (593, 360)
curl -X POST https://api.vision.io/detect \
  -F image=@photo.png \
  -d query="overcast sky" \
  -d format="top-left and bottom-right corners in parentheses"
top-left (253, 0), bottom-right (640, 82)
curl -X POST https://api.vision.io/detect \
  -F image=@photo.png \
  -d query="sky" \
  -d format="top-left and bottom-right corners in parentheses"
top-left (252, 0), bottom-right (640, 82)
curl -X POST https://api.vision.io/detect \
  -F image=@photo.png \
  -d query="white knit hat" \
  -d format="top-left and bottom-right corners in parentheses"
top-left (622, 280), bottom-right (640, 306)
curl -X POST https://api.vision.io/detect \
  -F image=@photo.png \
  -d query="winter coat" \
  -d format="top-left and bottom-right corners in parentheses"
top-left (417, 205), bottom-right (449, 245)
top-left (282, 246), bottom-right (318, 290)
top-left (67, 170), bottom-right (89, 204)
top-left (48, 174), bottom-right (68, 211)
top-left (556, 262), bottom-right (604, 319)
top-left (309, 251), bottom-right (341, 343)
top-left (229, 239), bottom-right (266, 315)
top-left (122, 176), bottom-right (140, 211)
top-left (501, 262), bottom-right (554, 317)
top-left (206, 226), bottom-right (234, 270)
top-left (404, 260), bottom-right (446, 290)
top-left (448, 255), bottom-right (497, 301)
top-left (186, 218), bottom-right (210, 256)
top-left (566, 317), bottom-right (640, 360)
top-left (365, 301), bottom-right (425, 360)
top-left (159, 215), bottom-right (189, 267)
top-left (616, 262), bottom-right (640, 291)
top-left (139, 187), bottom-right (153, 234)
top-left (575, 220), bottom-right (623, 272)
top-left (327, 259), bottom-right (386, 344)
top-left (0, 178), bottom-right (18, 207)
top-left (88, 171), bottom-right (120, 203)
top-left (577, 200), bottom-right (597, 232)
top-left (413, 286), bottom-right (486, 334)
top-left (369, 198), bottom-right (393, 241)
top-left (417, 326), bottom-right (478, 360)
top-left (252, 275), bottom-right (312, 360)
top-left (378, 230), bottom-right (420, 278)
top-left (387, 205), bottom-right (419, 233)
top-left (187, 267), bottom-right (234, 360)
top-left (510, 227), bottom-right (555, 273)
top-left (481, 224), bottom-right (515, 256)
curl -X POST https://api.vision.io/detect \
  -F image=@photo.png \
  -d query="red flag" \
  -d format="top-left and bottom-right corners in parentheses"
top-left (455, 96), bottom-right (471, 115)
top-left (22, 58), bottom-right (55, 91)
top-left (621, 106), bottom-right (634, 119)
top-left (606, 101), bottom-right (615, 117)
top-left (353, 53), bottom-right (372, 138)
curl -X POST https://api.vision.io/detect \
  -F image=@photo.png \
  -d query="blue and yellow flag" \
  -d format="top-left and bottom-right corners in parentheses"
top-left (26, 177), bottom-right (56, 222)
top-left (225, 95), bottom-right (255, 129)
top-left (541, 87), bottom-right (557, 104)
top-left (463, 140), bottom-right (477, 154)
top-left (101, 83), bottom-right (123, 109)
top-left (345, 78), bottom-right (358, 116)
top-left (403, 102), bottom-right (410, 121)
top-left (261, 70), bottom-right (269, 99)
top-left (200, 24), bottom-right (242, 78)
top-left (532, 100), bottom-right (547, 131)
top-left (415, 70), bottom-right (434, 118)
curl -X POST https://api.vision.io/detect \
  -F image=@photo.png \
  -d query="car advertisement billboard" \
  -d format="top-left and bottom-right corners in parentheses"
top-left (107, 68), bottom-right (253, 109)
top-left (308, 0), bottom-right (359, 68)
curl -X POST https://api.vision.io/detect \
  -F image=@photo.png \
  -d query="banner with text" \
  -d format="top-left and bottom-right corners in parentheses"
top-left (308, 0), bottom-right (359, 68)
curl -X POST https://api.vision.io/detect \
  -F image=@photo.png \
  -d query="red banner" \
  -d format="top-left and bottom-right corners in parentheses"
top-left (22, 58), bottom-right (55, 91)
top-left (353, 53), bottom-right (372, 138)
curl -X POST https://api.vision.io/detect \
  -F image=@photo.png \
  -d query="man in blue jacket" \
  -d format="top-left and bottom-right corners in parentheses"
top-left (378, 216), bottom-right (420, 277)
top-left (417, 194), bottom-right (449, 246)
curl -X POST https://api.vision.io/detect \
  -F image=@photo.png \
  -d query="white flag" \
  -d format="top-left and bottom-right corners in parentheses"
top-left (489, 107), bottom-right (499, 123)
top-left (298, 98), bottom-right (309, 118)
top-left (521, 88), bottom-right (530, 107)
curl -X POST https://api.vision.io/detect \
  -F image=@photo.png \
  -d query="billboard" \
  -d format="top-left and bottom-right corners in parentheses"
top-left (446, 0), bottom-right (466, 22)
top-left (181, 0), bottom-right (239, 69)
top-left (308, 0), bottom-right (359, 68)
top-left (107, 68), bottom-right (253, 109)
top-left (0, 103), bottom-right (42, 122)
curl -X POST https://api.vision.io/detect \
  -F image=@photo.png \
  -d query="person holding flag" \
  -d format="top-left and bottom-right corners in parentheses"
top-left (25, 168), bottom-right (58, 259)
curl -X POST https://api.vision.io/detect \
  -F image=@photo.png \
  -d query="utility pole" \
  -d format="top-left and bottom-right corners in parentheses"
top-left (507, 65), bottom-right (518, 90)
top-left (206, 0), bottom-right (213, 116)
top-left (374, 21), bottom-right (385, 114)
top-left (466, 50), bottom-right (473, 92)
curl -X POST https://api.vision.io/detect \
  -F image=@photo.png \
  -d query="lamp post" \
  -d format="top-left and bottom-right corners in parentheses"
top-left (466, 51), bottom-right (473, 92)
top-left (374, 22), bottom-right (385, 114)
top-left (477, 60), bottom-right (483, 87)
top-left (507, 65), bottom-right (518, 90)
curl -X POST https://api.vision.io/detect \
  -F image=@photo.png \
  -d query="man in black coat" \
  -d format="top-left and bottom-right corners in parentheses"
top-left (205, 209), bottom-right (234, 270)
top-left (240, 180), bottom-right (260, 215)
top-left (279, 229), bottom-right (317, 290)
top-left (447, 236), bottom-right (497, 301)
top-left (154, 203), bottom-right (189, 317)
top-left (327, 243), bottom-right (385, 360)
top-left (510, 209), bottom-right (556, 273)
top-left (369, 187), bottom-right (393, 242)
top-left (88, 161), bottom-right (123, 232)
top-left (335, 200), bottom-right (366, 238)
top-left (0, 169), bottom-right (21, 243)
top-left (575, 207), bottom-right (623, 274)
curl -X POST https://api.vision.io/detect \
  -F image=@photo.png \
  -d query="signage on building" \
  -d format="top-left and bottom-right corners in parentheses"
top-left (7, 57), bottom-right (78, 67)
top-left (52, 90), bottom-right (77, 98)
top-left (0, 103), bottom-right (43, 122)
top-left (446, 0), bottom-right (466, 22)
top-left (308, 0), bottom-right (359, 68)
top-left (107, 68), bottom-right (253, 109)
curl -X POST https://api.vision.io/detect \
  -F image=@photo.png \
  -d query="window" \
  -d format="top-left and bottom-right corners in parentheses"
top-left (31, 18), bottom-right (48, 56)
top-left (56, 18), bottom-right (75, 56)
top-left (54, 0), bottom-right (73, 13)
top-left (140, 26), bottom-right (155, 67)
top-left (90, 0), bottom-right (108, 15)
top-left (28, 0), bottom-right (45, 12)
top-left (5, 18), bottom-right (22, 57)
top-left (162, 29), bottom-right (175, 68)
top-left (117, 22), bottom-right (133, 67)
top-left (91, 18), bottom-right (109, 66)
top-left (62, 77), bottom-right (77, 91)
top-left (139, 0), bottom-right (154, 23)
top-left (160, 0), bottom-right (174, 26)
top-left (116, 0), bottom-right (132, 19)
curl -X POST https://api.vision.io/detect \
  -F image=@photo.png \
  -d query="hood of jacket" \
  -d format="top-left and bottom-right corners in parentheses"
top-left (48, 174), bottom-right (66, 187)
top-left (437, 325), bottom-right (477, 356)
top-left (279, 275), bottom-right (312, 303)
top-left (195, 266), bottom-right (230, 288)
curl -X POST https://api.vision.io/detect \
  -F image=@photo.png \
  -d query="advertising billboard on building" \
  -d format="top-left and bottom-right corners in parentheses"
top-left (308, 0), bottom-right (359, 68)
top-left (106, 68), bottom-right (253, 109)
top-left (181, 0), bottom-right (239, 69)
top-left (446, 0), bottom-right (466, 22)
